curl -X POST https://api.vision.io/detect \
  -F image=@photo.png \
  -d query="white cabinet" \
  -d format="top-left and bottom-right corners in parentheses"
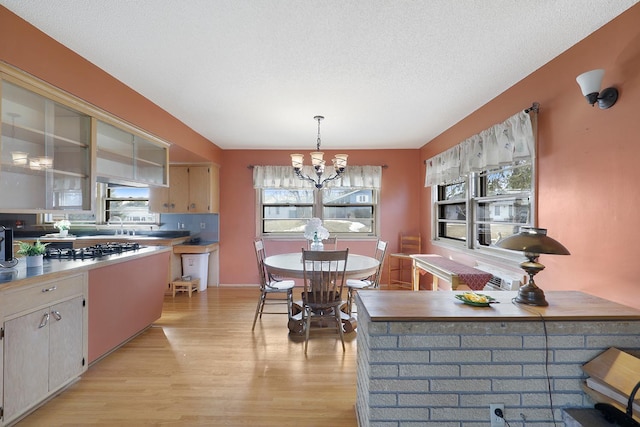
top-left (0, 274), bottom-right (87, 425)
top-left (150, 164), bottom-right (219, 213)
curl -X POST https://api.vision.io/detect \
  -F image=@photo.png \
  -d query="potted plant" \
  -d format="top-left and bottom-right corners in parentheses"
top-left (54, 219), bottom-right (71, 237)
top-left (17, 239), bottom-right (49, 267)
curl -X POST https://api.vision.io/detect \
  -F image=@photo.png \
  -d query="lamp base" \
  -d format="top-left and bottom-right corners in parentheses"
top-left (514, 283), bottom-right (549, 306)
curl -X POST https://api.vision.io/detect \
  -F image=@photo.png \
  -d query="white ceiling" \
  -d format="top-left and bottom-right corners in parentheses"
top-left (1, 1), bottom-right (638, 150)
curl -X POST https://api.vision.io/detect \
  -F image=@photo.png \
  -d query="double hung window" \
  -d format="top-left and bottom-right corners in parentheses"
top-left (44, 183), bottom-right (159, 226)
top-left (255, 165), bottom-right (381, 237)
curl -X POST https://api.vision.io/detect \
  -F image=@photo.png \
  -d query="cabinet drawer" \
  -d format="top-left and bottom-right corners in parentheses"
top-left (1, 273), bottom-right (86, 318)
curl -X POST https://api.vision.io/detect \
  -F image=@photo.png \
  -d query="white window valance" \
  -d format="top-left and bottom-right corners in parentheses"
top-left (253, 165), bottom-right (382, 189)
top-left (425, 110), bottom-right (535, 186)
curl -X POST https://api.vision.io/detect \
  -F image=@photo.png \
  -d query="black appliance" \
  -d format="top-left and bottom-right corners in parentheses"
top-left (45, 242), bottom-right (142, 260)
top-left (0, 226), bottom-right (14, 262)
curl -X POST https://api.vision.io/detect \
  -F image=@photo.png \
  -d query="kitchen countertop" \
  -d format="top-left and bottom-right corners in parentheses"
top-left (357, 290), bottom-right (640, 321)
top-left (18, 235), bottom-right (191, 247)
top-left (173, 241), bottom-right (219, 254)
top-left (0, 246), bottom-right (172, 290)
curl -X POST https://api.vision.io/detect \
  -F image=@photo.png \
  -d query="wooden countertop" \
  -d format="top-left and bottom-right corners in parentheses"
top-left (173, 241), bottom-right (219, 254)
top-left (0, 246), bottom-right (172, 291)
top-left (357, 290), bottom-right (640, 321)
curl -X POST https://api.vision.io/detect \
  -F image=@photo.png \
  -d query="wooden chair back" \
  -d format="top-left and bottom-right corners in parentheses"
top-left (301, 249), bottom-right (349, 309)
top-left (399, 234), bottom-right (421, 254)
top-left (253, 239), bottom-right (271, 290)
top-left (370, 239), bottom-right (388, 287)
top-left (323, 237), bottom-right (338, 250)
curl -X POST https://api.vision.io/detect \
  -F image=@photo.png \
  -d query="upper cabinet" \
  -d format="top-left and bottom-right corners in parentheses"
top-left (96, 121), bottom-right (168, 187)
top-left (150, 164), bottom-right (219, 213)
top-left (0, 80), bottom-right (92, 212)
top-left (0, 64), bottom-right (169, 213)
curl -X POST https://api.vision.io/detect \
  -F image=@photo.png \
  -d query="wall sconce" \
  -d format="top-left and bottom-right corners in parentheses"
top-left (575, 69), bottom-right (618, 109)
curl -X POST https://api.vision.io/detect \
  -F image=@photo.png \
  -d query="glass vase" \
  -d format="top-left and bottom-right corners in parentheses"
top-left (310, 239), bottom-right (324, 251)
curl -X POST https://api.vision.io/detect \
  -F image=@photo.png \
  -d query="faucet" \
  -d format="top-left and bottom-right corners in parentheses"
top-left (107, 217), bottom-right (124, 235)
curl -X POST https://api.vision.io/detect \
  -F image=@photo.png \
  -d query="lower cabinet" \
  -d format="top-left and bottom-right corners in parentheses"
top-left (1, 274), bottom-right (87, 425)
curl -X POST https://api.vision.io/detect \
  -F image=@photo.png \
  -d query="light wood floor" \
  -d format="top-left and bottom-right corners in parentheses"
top-left (18, 287), bottom-right (361, 426)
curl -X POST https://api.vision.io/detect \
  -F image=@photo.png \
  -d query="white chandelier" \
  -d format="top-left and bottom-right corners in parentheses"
top-left (290, 115), bottom-right (348, 189)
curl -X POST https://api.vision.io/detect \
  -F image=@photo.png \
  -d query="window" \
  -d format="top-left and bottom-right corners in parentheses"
top-left (427, 108), bottom-right (536, 255)
top-left (434, 159), bottom-right (533, 250)
top-left (259, 187), bottom-right (378, 236)
top-left (436, 180), bottom-right (467, 243)
top-left (44, 183), bottom-right (159, 226)
top-left (253, 165), bottom-right (382, 237)
top-left (105, 185), bottom-right (157, 223)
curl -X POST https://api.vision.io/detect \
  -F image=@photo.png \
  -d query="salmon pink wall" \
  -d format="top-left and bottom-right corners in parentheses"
top-left (420, 5), bottom-right (640, 309)
top-left (219, 149), bottom-right (421, 285)
top-left (0, 6), bottom-right (221, 164)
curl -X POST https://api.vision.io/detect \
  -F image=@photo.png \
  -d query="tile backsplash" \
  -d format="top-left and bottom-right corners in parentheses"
top-left (159, 213), bottom-right (219, 241)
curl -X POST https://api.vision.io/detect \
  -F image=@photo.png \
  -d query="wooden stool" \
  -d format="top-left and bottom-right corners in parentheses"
top-left (171, 278), bottom-right (200, 297)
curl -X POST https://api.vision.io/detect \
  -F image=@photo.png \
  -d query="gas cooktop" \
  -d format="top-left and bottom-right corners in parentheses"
top-left (45, 242), bottom-right (143, 260)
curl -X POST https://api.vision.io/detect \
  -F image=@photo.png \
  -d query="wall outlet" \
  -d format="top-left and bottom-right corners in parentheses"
top-left (490, 404), bottom-right (505, 427)
top-left (200, 222), bottom-right (206, 229)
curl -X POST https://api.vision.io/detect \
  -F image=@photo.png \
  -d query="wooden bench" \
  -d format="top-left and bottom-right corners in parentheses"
top-left (410, 254), bottom-right (493, 291)
top-left (171, 278), bottom-right (200, 297)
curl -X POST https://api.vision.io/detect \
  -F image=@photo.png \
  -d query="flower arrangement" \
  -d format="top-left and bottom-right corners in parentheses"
top-left (304, 217), bottom-right (329, 242)
top-left (54, 220), bottom-right (71, 231)
top-left (17, 239), bottom-right (49, 256)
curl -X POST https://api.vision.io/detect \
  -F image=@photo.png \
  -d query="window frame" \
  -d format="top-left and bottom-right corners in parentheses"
top-left (42, 183), bottom-right (160, 227)
top-left (432, 160), bottom-right (536, 260)
top-left (257, 187), bottom-right (380, 238)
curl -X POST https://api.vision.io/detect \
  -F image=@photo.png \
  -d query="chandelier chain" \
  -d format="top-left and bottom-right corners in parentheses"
top-left (314, 115), bottom-right (323, 151)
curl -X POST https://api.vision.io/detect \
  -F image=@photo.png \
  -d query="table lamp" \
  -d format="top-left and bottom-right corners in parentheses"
top-left (495, 227), bottom-right (570, 306)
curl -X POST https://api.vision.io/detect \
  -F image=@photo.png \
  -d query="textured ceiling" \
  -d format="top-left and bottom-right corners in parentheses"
top-left (1, 1), bottom-right (638, 150)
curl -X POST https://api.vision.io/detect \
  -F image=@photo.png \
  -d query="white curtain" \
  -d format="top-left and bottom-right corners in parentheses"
top-left (253, 165), bottom-right (382, 189)
top-left (425, 110), bottom-right (535, 186)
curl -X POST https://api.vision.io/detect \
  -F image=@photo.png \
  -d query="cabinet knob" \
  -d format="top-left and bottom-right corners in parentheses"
top-left (190, 203), bottom-right (196, 209)
top-left (51, 310), bottom-right (62, 321)
top-left (163, 203), bottom-right (169, 208)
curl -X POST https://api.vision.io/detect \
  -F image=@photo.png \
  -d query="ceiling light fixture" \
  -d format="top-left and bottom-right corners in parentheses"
top-left (576, 69), bottom-right (618, 109)
top-left (495, 227), bottom-right (570, 306)
top-left (290, 116), bottom-right (348, 189)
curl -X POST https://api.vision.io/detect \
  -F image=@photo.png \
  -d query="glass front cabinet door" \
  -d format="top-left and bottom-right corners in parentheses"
top-left (0, 80), bottom-right (92, 212)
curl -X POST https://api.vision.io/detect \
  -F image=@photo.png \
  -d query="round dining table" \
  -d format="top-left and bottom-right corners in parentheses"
top-left (263, 252), bottom-right (379, 333)
top-left (264, 252), bottom-right (379, 280)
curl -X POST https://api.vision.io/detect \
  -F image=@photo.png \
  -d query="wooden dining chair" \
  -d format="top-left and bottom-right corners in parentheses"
top-left (300, 249), bottom-right (349, 354)
top-left (345, 239), bottom-right (387, 316)
top-left (387, 233), bottom-right (421, 289)
top-left (252, 239), bottom-right (295, 331)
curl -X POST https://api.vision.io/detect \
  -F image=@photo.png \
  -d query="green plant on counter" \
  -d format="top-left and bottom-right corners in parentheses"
top-left (16, 239), bottom-right (49, 256)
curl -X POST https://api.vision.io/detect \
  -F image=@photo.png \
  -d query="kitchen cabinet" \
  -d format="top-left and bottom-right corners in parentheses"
top-left (0, 63), bottom-right (170, 213)
top-left (150, 164), bottom-right (219, 213)
top-left (0, 273), bottom-right (87, 425)
top-left (0, 79), bottom-right (92, 212)
top-left (96, 120), bottom-right (168, 187)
